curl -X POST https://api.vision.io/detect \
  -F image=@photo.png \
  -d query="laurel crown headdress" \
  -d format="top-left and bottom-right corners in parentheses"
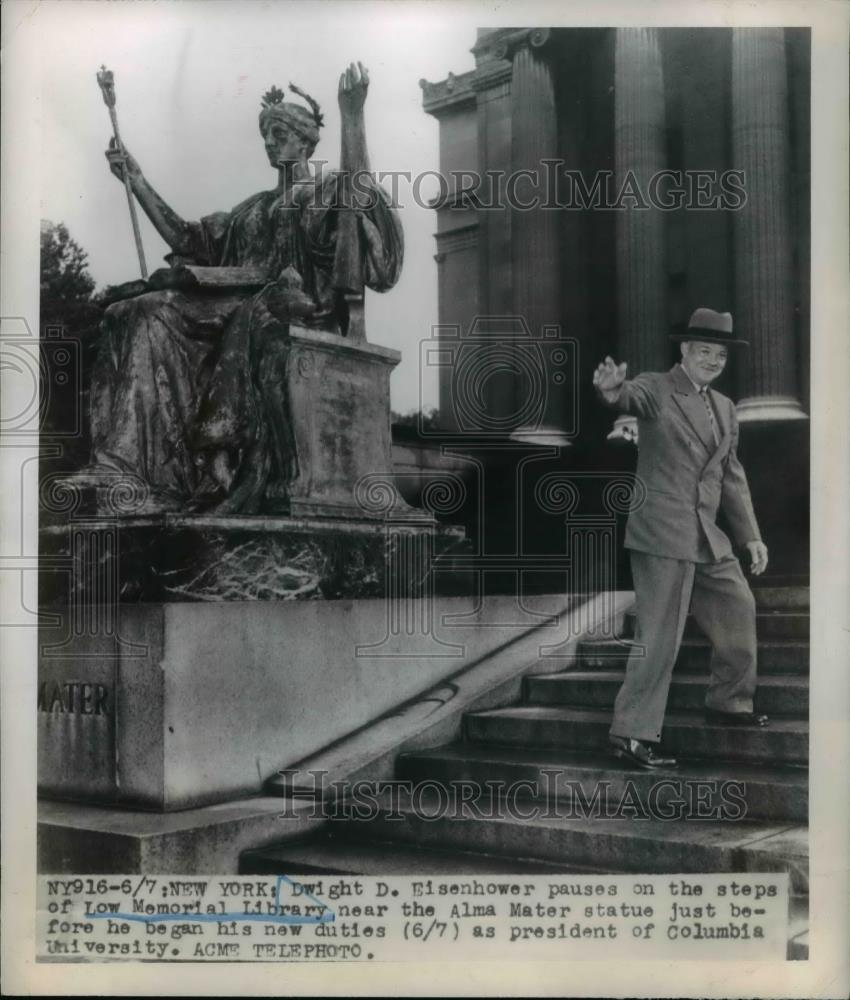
top-left (260, 82), bottom-right (324, 142)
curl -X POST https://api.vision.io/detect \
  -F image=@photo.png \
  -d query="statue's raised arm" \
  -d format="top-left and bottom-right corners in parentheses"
top-left (339, 60), bottom-right (371, 175)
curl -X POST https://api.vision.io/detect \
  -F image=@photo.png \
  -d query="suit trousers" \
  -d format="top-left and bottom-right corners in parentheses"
top-left (609, 550), bottom-right (758, 743)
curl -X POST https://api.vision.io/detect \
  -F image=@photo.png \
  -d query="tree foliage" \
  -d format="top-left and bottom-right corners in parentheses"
top-left (40, 220), bottom-right (100, 331)
top-left (39, 220), bottom-right (103, 462)
top-left (391, 406), bottom-right (442, 434)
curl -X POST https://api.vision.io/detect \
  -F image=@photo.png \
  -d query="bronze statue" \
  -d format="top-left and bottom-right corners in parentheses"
top-left (89, 63), bottom-right (403, 513)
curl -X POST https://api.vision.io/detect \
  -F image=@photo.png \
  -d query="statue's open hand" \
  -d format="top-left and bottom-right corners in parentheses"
top-left (338, 61), bottom-right (369, 118)
top-left (593, 356), bottom-right (628, 403)
top-left (105, 137), bottom-right (142, 185)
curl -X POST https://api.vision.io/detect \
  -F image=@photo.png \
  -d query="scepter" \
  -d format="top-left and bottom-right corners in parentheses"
top-left (96, 65), bottom-right (148, 279)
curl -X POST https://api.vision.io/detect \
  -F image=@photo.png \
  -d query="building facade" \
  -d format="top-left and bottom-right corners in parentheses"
top-left (421, 26), bottom-right (810, 579)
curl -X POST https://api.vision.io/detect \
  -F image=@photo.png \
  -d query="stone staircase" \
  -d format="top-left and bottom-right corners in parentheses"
top-left (242, 584), bottom-right (809, 958)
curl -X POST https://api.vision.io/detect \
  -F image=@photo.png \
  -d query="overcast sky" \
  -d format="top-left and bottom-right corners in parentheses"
top-left (38, 1), bottom-right (480, 411)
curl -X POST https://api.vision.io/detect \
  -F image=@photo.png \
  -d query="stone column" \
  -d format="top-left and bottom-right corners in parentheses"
top-left (732, 28), bottom-right (806, 421)
top-left (471, 60), bottom-right (513, 429)
top-left (611, 27), bottom-right (668, 442)
top-left (507, 29), bottom-right (570, 446)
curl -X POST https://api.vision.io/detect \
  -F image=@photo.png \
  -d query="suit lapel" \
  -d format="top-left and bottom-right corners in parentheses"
top-left (704, 388), bottom-right (733, 472)
top-left (707, 387), bottom-right (732, 445)
top-left (669, 366), bottom-right (715, 454)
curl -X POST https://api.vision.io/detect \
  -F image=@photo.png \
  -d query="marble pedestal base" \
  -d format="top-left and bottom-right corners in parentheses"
top-left (37, 515), bottom-right (470, 811)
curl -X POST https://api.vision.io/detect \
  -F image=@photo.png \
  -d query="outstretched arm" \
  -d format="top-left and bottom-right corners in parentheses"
top-left (105, 139), bottom-right (193, 254)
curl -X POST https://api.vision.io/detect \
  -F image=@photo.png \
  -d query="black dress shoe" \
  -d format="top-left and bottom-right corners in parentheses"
top-left (704, 709), bottom-right (769, 727)
top-left (609, 736), bottom-right (678, 769)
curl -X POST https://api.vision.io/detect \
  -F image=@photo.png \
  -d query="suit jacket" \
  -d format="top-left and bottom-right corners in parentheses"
top-left (612, 365), bottom-right (762, 562)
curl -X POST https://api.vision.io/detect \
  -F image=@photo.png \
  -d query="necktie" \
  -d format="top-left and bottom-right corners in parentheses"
top-left (700, 388), bottom-right (720, 447)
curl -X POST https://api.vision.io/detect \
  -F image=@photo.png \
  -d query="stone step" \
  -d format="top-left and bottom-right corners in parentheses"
top-left (337, 790), bottom-right (808, 894)
top-left (620, 611), bottom-right (809, 642)
top-left (751, 586), bottom-right (809, 611)
top-left (241, 835), bottom-right (609, 877)
top-left (525, 672), bottom-right (808, 716)
top-left (736, 612), bottom-right (809, 641)
top-left (396, 744), bottom-right (808, 822)
top-left (579, 639), bottom-right (808, 676)
top-left (466, 706), bottom-right (809, 765)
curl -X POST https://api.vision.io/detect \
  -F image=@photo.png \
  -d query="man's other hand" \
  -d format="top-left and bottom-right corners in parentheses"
top-left (593, 356), bottom-right (627, 404)
top-left (745, 540), bottom-right (769, 576)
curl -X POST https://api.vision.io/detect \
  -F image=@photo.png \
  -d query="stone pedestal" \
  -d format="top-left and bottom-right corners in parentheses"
top-left (39, 515), bottom-right (456, 605)
top-left (283, 327), bottom-right (405, 517)
top-left (38, 516), bottom-right (466, 811)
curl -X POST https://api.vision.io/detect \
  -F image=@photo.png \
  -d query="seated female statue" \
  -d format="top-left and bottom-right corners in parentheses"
top-left (89, 63), bottom-right (403, 513)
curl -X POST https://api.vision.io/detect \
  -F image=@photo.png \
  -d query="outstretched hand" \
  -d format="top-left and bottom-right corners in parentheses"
top-left (105, 137), bottom-right (142, 185)
top-left (593, 356), bottom-right (628, 404)
top-left (338, 61), bottom-right (369, 119)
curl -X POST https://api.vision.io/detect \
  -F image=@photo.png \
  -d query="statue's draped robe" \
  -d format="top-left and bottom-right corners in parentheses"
top-left (90, 173), bottom-right (403, 512)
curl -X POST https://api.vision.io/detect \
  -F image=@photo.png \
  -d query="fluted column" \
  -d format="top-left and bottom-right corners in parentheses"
top-left (732, 28), bottom-right (806, 421)
top-left (508, 29), bottom-right (570, 446)
top-left (612, 28), bottom-right (668, 441)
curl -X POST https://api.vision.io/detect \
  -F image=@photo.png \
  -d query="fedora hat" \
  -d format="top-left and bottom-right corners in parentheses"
top-left (669, 308), bottom-right (748, 346)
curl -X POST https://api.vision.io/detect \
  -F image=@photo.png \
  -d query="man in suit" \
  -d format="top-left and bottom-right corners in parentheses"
top-left (593, 307), bottom-right (769, 769)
